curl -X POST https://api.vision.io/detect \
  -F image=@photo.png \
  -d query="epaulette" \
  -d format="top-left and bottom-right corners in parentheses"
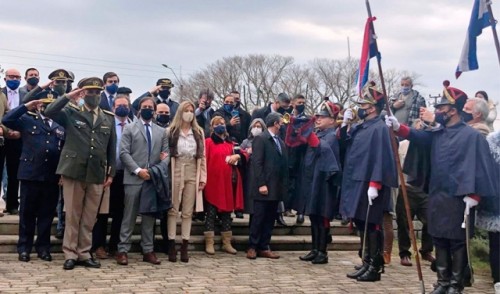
top-left (102, 109), bottom-right (115, 116)
top-left (67, 103), bottom-right (81, 111)
top-left (27, 111), bottom-right (38, 117)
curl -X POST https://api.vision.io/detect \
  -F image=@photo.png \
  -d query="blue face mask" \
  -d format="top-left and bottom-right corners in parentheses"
top-left (357, 108), bottom-right (368, 120)
top-left (6, 80), bottom-right (20, 90)
top-left (435, 111), bottom-right (451, 125)
top-left (223, 104), bottom-right (234, 113)
top-left (78, 99), bottom-right (85, 107)
top-left (106, 83), bottom-right (118, 95)
top-left (401, 86), bottom-right (411, 95)
top-left (214, 125), bottom-right (226, 134)
top-left (140, 108), bottom-right (154, 120)
top-left (115, 105), bottom-right (130, 118)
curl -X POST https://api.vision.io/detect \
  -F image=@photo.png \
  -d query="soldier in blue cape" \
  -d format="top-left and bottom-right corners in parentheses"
top-left (386, 81), bottom-right (498, 294)
top-left (340, 82), bottom-right (398, 282)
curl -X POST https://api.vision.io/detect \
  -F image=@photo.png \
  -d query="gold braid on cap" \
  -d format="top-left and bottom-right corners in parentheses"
top-left (442, 80), bottom-right (456, 104)
top-left (361, 81), bottom-right (377, 104)
top-left (321, 101), bottom-right (334, 117)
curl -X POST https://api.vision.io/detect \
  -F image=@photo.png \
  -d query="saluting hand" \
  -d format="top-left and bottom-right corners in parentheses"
top-left (66, 88), bottom-right (84, 100)
top-left (24, 99), bottom-right (43, 111)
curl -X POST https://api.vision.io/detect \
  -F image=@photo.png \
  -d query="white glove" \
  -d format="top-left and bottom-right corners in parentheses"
top-left (367, 187), bottom-right (378, 206)
top-left (463, 196), bottom-right (479, 216)
top-left (343, 108), bottom-right (354, 123)
top-left (385, 115), bottom-right (401, 131)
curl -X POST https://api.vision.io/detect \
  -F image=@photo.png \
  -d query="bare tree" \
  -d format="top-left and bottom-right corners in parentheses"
top-left (368, 68), bottom-right (422, 99)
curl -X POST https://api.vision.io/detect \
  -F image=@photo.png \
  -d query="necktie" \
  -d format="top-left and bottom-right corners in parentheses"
top-left (109, 95), bottom-right (114, 108)
top-left (274, 135), bottom-right (282, 154)
top-left (43, 118), bottom-right (51, 128)
top-left (89, 110), bottom-right (97, 125)
top-left (145, 123), bottom-right (152, 162)
top-left (119, 122), bottom-right (125, 133)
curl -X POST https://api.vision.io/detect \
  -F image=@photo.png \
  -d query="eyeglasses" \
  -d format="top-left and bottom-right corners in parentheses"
top-left (6, 75), bottom-right (21, 80)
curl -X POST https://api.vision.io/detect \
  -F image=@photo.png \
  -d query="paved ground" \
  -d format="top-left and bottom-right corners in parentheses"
top-left (0, 251), bottom-right (495, 293)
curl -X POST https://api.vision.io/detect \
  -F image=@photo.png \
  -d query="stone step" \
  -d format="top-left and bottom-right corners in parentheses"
top-left (0, 234), bottom-right (360, 253)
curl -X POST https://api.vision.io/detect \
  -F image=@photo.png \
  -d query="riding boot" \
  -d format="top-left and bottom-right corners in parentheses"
top-left (351, 232), bottom-right (369, 273)
top-left (447, 245), bottom-right (467, 294)
top-left (180, 239), bottom-right (189, 263)
top-left (300, 220), bottom-right (318, 261)
top-left (168, 239), bottom-right (177, 262)
top-left (430, 245), bottom-right (451, 294)
top-left (312, 225), bottom-right (328, 264)
top-left (357, 230), bottom-right (383, 282)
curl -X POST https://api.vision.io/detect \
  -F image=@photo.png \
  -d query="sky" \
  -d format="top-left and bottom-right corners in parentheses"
top-left (1, 0), bottom-right (499, 113)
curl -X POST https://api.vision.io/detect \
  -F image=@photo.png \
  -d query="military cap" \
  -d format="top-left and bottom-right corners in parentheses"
top-left (156, 78), bottom-right (174, 88)
top-left (67, 70), bottom-right (75, 82)
top-left (77, 77), bottom-right (104, 90)
top-left (355, 81), bottom-right (386, 106)
top-left (315, 100), bottom-right (340, 118)
top-left (436, 80), bottom-right (468, 111)
top-left (117, 87), bottom-right (132, 95)
top-left (48, 69), bottom-right (70, 81)
top-left (34, 89), bottom-right (58, 104)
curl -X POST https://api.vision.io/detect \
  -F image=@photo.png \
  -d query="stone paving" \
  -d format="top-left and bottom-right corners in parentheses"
top-left (0, 251), bottom-right (495, 293)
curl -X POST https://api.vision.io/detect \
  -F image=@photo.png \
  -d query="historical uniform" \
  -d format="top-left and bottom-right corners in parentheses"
top-left (44, 77), bottom-right (116, 270)
top-left (2, 90), bottom-right (64, 262)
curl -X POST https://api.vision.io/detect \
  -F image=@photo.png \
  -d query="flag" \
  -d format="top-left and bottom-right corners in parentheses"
top-left (356, 17), bottom-right (381, 96)
top-left (455, 0), bottom-right (493, 78)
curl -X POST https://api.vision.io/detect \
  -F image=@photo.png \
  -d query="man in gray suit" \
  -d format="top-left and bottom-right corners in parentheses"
top-left (2, 68), bottom-right (27, 214)
top-left (116, 96), bottom-right (169, 265)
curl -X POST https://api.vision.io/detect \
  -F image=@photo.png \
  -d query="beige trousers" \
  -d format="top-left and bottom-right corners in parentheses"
top-left (62, 177), bottom-right (103, 260)
top-left (168, 157), bottom-right (197, 240)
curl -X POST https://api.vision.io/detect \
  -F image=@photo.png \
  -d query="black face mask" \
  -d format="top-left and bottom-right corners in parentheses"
top-left (159, 89), bottom-right (170, 99)
top-left (66, 83), bottom-right (73, 93)
top-left (27, 77), bottom-right (39, 87)
top-left (462, 112), bottom-right (473, 123)
top-left (295, 104), bottom-right (305, 114)
top-left (234, 101), bottom-right (241, 109)
top-left (156, 114), bottom-right (170, 124)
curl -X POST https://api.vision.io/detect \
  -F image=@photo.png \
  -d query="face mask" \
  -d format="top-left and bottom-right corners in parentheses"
top-left (461, 112), bottom-right (473, 123)
top-left (115, 105), bottom-right (130, 118)
top-left (156, 114), bottom-right (170, 124)
top-left (251, 127), bottom-right (262, 137)
top-left (106, 83), bottom-right (118, 95)
top-left (214, 125), bottom-right (226, 134)
top-left (401, 86), bottom-right (411, 95)
top-left (6, 80), bottom-right (20, 90)
top-left (84, 95), bottom-right (100, 108)
top-left (357, 108), bottom-right (368, 120)
top-left (54, 84), bottom-right (67, 96)
top-left (435, 111), bottom-right (451, 125)
top-left (38, 105), bottom-right (48, 116)
top-left (295, 104), bottom-right (305, 114)
top-left (159, 89), bottom-right (170, 99)
top-left (140, 108), bottom-right (154, 120)
top-left (77, 99), bottom-right (85, 107)
top-left (27, 77), bottom-right (39, 87)
top-left (223, 104), bottom-right (234, 113)
top-left (234, 101), bottom-right (241, 109)
top-left (182, 112), bottom-right (194, 122)
top-left (66, 83), bottom-right (73, 93)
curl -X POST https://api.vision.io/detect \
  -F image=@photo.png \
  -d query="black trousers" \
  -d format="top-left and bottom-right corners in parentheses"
top-left (489, 231), bottom-right (500, 283)
top-left (92, 170), bottom-right (125, 251)
top-left (4, 139), bottom-right (21, 211)
top-left (396, 187), bottom-right (433, 258)
top-left (17, 180), bottom-right (59, 254)
top-left (249, 200), bottom-right (279, 251)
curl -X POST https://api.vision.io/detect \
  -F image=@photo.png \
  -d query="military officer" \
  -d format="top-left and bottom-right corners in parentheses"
top-left (44, 77), bottom-right (116, 270)
top-left (22, 69), bottom-right (71, 103)
top-left (2, 90), bottom-right (64, 263)
top-left (133, 78), bottom-right (178, 120)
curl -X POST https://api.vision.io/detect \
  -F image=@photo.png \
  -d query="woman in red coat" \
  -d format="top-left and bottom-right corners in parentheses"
top-left (204, 115), bottom-right (246, 255)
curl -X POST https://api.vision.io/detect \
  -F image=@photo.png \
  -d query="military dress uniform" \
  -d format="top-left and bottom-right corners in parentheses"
top-left (44, 77), bottom-right (116, 270)
top-left (1, 90), bottom-right (64, 262)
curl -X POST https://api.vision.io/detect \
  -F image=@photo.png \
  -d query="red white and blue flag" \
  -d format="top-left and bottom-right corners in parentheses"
top-left (356, 17), bottom-right (380, 95)
top-left (455, 0), bottom-right (493, 78)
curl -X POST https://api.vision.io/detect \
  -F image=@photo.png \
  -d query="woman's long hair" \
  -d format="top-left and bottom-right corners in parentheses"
top-left (169, 100), bottom-right (203, 135)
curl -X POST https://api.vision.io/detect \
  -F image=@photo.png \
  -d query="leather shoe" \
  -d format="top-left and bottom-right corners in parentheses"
top-left (55, 230), bottom-right (64, 240)
top-left (421, 252), bottom-right (436, 263)
top-left (276, 214), bottom-right (288, 227)
top-left (257, 250), bottom-right (280, 259)
top-left (246, 248), bottom-right (257, 260)
top-left (400, 256), bottom-right (412, 266)
top-left (235, 211), bottom-right (244, 219)
top-left (296, 214), bottom-right (305, 224)
top-left (77, 258), bottom-right (101, 268)
top-left (8, 209), bottom-right (19, 215)
top-left (18, 252), bottom-right (30, 262)
top-left (63, 259), bottom-right (76, 270)
top-left (143, 252), bottom-right (161, 265)
top-left (94, 247), bottom-right (108, 259)
top-left (116, 252), bottom-right (128, 265)
top-left (38, 251), bottom-right (52, 261)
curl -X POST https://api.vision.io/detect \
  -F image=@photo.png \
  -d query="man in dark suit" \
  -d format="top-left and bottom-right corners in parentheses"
top-left (195, 89), bottom-right (215, 138)
top-left (133, 78), bottom-right (179, 121)
top-left (45, 77), bottom-right (116, 270)
top-left (247, 112), bottom-right (288, 260)
top-left (19, 68), bottom-right (40, 94)
top-left (2, 90), bottom-right (64, 263)
top-left (99, 72), bottom-right (119, 111)
top-left (1, 68), bottom-right (28, 214)
top-left (231, 90), bottom-right (251, 143)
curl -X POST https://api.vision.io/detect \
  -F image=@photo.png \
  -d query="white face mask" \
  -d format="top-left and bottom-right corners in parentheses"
top-left (182, 112), bottom-right (194, 122)
top-left (251, 127), bottom-right (262, 137)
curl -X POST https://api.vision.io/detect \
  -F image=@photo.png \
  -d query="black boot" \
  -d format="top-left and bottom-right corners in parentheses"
top-left (300, 221), bottom-right (318, 261)
top-left (349, 233), bottom-right (369, 275)
top-left (276, 213), bottom-right (287, 226)
top-left (429, 246), bottom-right (451, 294)
top-left (312, 226), bottom-right (328, 264)
top-left (448, 245), bottom-right (467, 294)
top-left (168, 239), bottom-right (177, 262)
top-left (357, 230), bottom-right (384, 282)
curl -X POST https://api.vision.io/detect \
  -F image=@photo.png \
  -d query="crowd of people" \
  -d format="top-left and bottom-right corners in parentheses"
top-left (0, 68), bottom-right (499, 293)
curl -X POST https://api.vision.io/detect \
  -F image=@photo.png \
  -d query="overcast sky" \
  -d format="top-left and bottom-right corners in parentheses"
top-left (1, 0), bottom-right (499, 112)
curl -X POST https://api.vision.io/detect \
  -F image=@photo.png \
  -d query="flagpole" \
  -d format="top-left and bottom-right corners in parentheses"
top-left (365, 1), bottom-right (425, 292)
top-left (486, 0), bottom-right (500, 67)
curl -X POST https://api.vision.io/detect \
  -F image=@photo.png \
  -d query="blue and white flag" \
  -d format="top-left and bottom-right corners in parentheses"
top-left (456, 0), bottom-right (493, 78)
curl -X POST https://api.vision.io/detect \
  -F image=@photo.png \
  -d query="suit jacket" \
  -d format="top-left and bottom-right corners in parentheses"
top-left (2, 105), bottom-right (64, 182)
top-left (120, 119), bottom-right (169, 185)
top-left (2, 87), bottom-right (27, 108)
top-left (251, 129), bottom-right (288, 201)
top-left (0, 91), bottom-right (9, 135)
top-left (45, 95), bottom-right (116, 183)
top-left (99, 91), bottom-right (112, 111)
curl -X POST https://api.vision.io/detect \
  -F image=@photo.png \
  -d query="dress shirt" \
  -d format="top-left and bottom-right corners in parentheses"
top-left (177, 128), bottom-right (196, 158)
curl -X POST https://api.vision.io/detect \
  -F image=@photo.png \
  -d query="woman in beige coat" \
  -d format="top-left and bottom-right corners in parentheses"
top-left (165, 101), bottom-right (207, 263)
